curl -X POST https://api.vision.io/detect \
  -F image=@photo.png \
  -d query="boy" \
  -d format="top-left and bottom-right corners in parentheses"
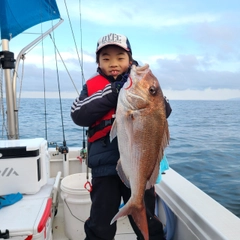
top-left (71, 33), bottom-right (171, 240)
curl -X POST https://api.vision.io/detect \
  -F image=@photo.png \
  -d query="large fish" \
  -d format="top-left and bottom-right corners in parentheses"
top-left (109, 64), bottom-right (170, 240)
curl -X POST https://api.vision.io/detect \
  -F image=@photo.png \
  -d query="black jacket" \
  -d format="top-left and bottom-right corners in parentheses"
top-left (71, 72), bottom-right (172, 178)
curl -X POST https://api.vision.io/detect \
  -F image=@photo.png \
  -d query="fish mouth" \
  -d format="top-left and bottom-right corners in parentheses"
top-left (124, 76), bottom-right (133, 90)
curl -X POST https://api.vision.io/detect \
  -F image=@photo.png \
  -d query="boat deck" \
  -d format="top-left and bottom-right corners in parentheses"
top-left (53, 203), bottom-right (135, 240)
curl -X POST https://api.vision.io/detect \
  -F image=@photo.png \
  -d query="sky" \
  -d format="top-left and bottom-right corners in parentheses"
top-left (3, 0), bottom-right (240, 100)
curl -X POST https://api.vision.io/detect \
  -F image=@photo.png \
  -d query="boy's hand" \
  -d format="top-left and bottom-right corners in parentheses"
top-left (112, 73), bottom-right (129, 93)
top-left (112, 81), bottom-right (125, 93)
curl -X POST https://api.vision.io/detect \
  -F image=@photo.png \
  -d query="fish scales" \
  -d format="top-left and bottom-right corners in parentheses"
top-left (110, 64), bottom-right (170, 240)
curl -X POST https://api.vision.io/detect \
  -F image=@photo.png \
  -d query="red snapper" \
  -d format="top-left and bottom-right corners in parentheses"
top-left (110, 64), bottom-right (170, 240)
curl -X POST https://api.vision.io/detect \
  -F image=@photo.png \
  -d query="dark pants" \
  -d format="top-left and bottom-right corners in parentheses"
top-left (84, 175), bottom-right (165, 240)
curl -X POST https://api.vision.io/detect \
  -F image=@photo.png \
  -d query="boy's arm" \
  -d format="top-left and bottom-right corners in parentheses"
top-left (71, 83), bottom-right (119, 127)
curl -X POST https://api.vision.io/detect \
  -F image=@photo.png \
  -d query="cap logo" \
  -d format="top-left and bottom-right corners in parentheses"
top-left (101, 33), bottom-right (122, 45)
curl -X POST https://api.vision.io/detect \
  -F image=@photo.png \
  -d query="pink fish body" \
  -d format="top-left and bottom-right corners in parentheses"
top-left (110, 64), bottom-right (170, 240)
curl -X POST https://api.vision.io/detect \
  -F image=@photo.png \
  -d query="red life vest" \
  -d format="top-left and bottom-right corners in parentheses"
top-left (87, 75), bottom-right (115, 142)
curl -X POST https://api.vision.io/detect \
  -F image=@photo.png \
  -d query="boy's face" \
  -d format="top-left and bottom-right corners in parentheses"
top-left (98, 45), bottom-right (132, 79)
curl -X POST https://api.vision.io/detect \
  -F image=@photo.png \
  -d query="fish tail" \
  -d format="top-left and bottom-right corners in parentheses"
top-left (110, 200), bottom-right (149, 240)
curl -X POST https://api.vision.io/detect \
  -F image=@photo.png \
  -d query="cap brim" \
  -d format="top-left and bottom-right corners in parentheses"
top-left (96, 43), bottom-right (130, 53)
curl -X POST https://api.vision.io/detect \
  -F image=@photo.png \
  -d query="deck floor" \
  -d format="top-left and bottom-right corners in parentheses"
top-left (52, 203), bottom-right (135, 240)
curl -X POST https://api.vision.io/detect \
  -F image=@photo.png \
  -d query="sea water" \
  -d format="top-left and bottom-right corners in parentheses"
top-left (1, 98), bottom-right (239, 218)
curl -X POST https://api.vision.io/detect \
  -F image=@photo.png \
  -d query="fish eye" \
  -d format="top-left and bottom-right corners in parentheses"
top-left (149, 86), bottom-right (157, 95)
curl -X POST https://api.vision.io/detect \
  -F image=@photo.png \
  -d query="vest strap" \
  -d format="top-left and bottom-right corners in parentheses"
top-left (88, 118), bottom-right (115, 138)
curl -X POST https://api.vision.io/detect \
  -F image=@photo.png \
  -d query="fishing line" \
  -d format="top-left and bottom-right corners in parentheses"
top-left (40, 12), bottom-right (48, 142)
top-left (78, 0), bottom-right (87, 158)
top-left (63, 0), bottom-right (87, 154)
top-left (38, 0), bottom-right (49, 141)
top-left (49, 35), bottom-right (79, 95)
top-left (78, 0), bottom-right (85, 84)
top-left (42, 0), bottom-right (60, 142)
top-left (63, 0), bottom-right (84, 75)
top-left (50, 22), bottom-right (67, 146)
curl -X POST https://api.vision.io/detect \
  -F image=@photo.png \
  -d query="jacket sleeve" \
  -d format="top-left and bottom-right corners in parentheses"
top-left (71, 83), bottom-right (119, 127)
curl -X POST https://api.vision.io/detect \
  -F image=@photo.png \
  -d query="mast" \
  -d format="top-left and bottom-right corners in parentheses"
top-left (1, 40), bottom-right (16, 139)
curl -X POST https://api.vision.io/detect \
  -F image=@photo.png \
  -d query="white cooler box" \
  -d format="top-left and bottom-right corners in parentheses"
top-left (0, 178), bottom-right (59, 240)
top-left (0, 138), bottom-right (49, 196)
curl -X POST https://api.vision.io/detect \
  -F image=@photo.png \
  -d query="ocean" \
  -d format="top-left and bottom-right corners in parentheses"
top-left (1, 98), bottom-right (240, 218)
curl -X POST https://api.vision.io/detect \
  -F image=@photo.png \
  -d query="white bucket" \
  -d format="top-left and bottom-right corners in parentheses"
top-left (60, 173), bottom-right (92, 240)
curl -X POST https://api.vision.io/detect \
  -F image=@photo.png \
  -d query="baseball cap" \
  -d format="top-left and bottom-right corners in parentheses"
top-left (96, 33), bottom-right (132, 54)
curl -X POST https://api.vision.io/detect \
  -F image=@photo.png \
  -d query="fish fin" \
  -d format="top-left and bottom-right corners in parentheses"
top-left (109, 119), bottom-right (117, 142)
top-left (146, 160), bottom-right (160, 189)
top-left (110, 201), bottom-right (130, 225)
top-left (116, 160), bottom-right (130, 188)
top-left (161, 120), bottom-right (170, 151)
top-left (111, 200), bottom-right (149, 240)
top-left (147, 120), bottom-right (170, 188)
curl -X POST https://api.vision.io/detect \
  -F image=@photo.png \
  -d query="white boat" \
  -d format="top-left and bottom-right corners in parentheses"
top-left (0, 1), bottom-right (240, 240)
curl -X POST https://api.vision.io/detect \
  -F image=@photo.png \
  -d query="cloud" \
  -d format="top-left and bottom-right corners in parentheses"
top-left (59, 1), bottom-right (219, 29)
top-left (190, 22), bottom-right (240, 54)
top-left (163, 88), bottom-right (240, 100)
top-left (11, 46), bottom-right (239, 96)
top-left (14, 64), bottom-right (82, 93)
top-left (152, 55), bottom-right (240, 90)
